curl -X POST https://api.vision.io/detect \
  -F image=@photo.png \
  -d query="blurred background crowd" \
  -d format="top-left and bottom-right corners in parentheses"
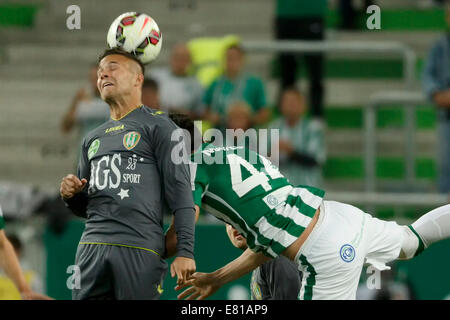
top-left (0, 0), bottom-right (449, 300)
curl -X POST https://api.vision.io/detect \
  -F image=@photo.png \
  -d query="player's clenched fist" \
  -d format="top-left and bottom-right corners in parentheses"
top-left (60, 174), bottom-right (88, 199)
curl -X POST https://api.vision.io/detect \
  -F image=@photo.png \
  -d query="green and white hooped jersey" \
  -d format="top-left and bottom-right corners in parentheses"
top-left (191, 143), bottom-right (325, 258)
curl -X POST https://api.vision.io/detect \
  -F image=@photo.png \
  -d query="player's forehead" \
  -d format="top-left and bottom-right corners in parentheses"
top-left (98, 54), bottom-right (129, 70)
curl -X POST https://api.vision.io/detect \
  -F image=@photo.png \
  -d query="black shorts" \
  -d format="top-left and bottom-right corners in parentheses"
top-left (72, 243), bottom-right (168, 300)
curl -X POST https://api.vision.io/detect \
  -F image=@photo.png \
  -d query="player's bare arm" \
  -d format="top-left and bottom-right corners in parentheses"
top-left (0, 231), bottom-right (52, 300)
top-left (176, 247), bottom-right (270, 300)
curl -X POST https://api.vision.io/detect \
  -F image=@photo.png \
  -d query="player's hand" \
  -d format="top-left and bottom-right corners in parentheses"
top-left (21, 290), bottom-right (53, 300)
top-left (60, 174), bottom-right (88, 199)
top-left (175, 272), bottom-right (219, 300)
top-left (170, 256), bottom-right (196, 286)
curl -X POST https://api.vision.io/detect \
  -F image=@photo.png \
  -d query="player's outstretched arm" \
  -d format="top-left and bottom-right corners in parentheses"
top-left (0, 231), bottom-right (52, 300)
top-left (176, 248), bottom-right (271, 300)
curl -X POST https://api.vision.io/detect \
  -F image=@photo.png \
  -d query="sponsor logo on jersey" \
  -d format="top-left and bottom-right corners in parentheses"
top-left (88, 139), bottom-right (100, 160)
top-left (105, 124), bottom-right (125, 134)
top-left (340, 244), bottom-right (355, 262)
top-left (123, 131), bottom-right (141, 150)
top-left (122, 173), bottom-right (141, 184)
top-left (88, 153), bottom-right (143, 198)
top-left (266, 195), bottom-right (279, 207)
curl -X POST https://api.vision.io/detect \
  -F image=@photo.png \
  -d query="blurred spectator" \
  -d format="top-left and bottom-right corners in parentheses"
top-left (422, 1), bottom-right (450, 194)
top-left (0, 233), bottom-right (44, 300)
top-left (223, 101), bottom-right (257, 151)
top-left (60, 64), bottom-right (109, 141)
top-left (187, 35), bottom-right (241, 88)
top-left (274, 0), bottom-right (326, 119)
top-left (268, 87), bottom-right (326, 187)
top-left (147, 43), bottom-right (203, 117)
top-left (203, 44), bottom-right (270, 128)
top-left (226, 101), bottom-right (253, 131)
top-left (141, 77), bottom-right (160, 109)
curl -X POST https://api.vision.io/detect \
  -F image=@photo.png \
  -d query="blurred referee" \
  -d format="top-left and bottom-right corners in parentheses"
top-left (60, 48), bottom-right (196, 300)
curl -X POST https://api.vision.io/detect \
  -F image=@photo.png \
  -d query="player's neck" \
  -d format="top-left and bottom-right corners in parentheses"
top-left (108, 96), bottom-right (142, 120)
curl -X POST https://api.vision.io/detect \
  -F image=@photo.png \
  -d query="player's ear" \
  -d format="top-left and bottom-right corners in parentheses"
top-left (136, 72), bottom-right (144, 88)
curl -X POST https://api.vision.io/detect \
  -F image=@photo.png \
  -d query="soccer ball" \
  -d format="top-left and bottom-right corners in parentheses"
top-left (107, 12), bottom-right (162, 64)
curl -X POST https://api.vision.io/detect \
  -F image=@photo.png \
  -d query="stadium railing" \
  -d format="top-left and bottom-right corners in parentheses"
top-left (241, 40), bottom-right (431, 188)
top-left (364, 90), bottom-right (430, 193)
top-left (241, 40), bottom-right (417, 88)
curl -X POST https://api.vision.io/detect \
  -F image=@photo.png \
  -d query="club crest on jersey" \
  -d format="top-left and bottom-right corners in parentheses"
top-left (123, 131), bottom-right (141, 150)
top-left (340, 244), bottom-right (355, 262)
top-left (88, 139), bottom-right (100, 160)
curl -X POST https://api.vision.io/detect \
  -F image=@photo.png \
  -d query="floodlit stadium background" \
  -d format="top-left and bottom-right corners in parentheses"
top-left (0, 0), bottom-right (449, 300)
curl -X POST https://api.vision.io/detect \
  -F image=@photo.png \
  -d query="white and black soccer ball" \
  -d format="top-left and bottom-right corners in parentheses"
top-left (107, 12), bottom-right (162, 64)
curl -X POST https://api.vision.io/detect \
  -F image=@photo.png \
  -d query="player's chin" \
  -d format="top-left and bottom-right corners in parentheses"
top-left (101, 88), bottom-right (116, 101)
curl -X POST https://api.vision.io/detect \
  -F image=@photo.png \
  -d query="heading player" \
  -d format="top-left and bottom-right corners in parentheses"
top-left (168, 113), bottom-right (450, 300)
top-left (60, 49), bottom-right (196, 300)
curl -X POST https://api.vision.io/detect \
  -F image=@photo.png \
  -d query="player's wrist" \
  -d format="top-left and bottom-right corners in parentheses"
top-left (175, 250), bottom-right (194, 260)
top-left (211, 268), bottom-right (228, 287)
top-left (18, 284), bottom-right (32, 297)
top-left (61, 193), bottom-right (74, 200)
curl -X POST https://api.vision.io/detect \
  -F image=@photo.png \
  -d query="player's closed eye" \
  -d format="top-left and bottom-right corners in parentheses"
top-left (98, 63), bottom-right (119, 76)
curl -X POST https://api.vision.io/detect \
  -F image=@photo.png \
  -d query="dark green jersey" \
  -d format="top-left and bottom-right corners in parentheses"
top-left (65, 107), bottom-right (195, 258)
top-left (191, 143), bottom-right (325, 258)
